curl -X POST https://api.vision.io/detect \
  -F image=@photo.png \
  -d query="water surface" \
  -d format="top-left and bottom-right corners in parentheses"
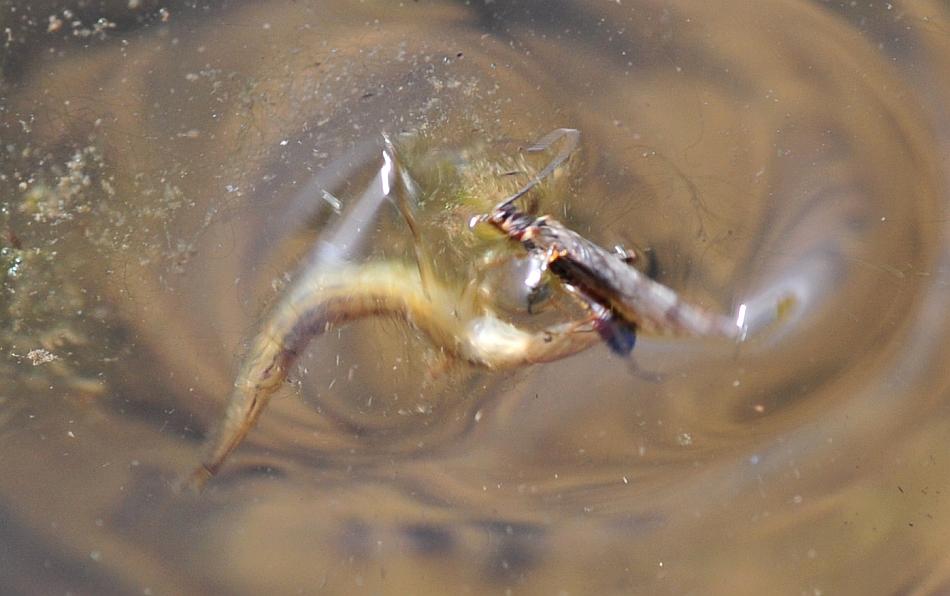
top-left (2, 1), bottom-right (950, 593)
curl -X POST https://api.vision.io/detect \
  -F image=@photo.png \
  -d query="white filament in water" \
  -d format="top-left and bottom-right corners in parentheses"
top-left (380, 146), bottom-right (393, 196)
top-left (736, 303), bottom-right (748, 330)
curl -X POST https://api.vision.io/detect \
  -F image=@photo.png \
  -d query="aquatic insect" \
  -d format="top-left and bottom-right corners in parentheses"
top-left (477, 128), bottom-right (745, 354)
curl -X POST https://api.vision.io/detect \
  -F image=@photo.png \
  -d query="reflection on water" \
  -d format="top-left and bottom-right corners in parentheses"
top-left (2, 0), bottom-right (950, 593)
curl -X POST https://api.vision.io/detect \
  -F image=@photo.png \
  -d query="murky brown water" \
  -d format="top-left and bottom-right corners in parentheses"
top-left (2, 1), bottom-right (950, 594)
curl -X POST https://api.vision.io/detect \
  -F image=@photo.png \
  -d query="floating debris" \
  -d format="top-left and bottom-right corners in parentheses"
top-left (321, 189), bottom-right (343, 213)
top-left (25, 348), bottom-right (58, 366)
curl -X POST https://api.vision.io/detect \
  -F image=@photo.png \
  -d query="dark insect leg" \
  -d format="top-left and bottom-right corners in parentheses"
top-left (593, 312), bottom-right (638, 356)
top-left (591, 310), bottom-right (664, 382)
top-left (558, 284), bottom-right (637, 356)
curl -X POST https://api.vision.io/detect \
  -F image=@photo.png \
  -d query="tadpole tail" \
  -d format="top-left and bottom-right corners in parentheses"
top-left (185, 262), bottom-right (598, 489)
top-left (185, 335), bottom-right (295, 491)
